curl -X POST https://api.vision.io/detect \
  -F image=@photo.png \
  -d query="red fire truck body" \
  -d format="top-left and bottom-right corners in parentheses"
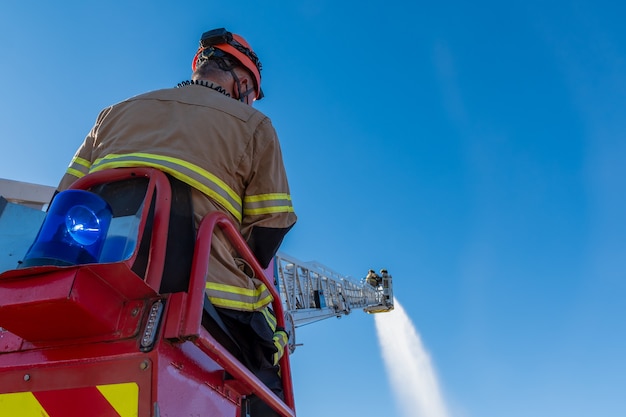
top-left (0, 167), bottom-right (393, 416)
top-left (0, 168), bottom-right (294, 417)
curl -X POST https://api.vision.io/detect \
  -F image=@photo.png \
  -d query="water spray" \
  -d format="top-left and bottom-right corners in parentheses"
top-left (375, 299), bottom-right (450, 417)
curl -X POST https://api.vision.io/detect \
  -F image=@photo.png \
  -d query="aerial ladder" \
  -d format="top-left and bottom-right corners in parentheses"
top-left (273, 253), bottom-right (393, 351)
top-left (0, 169), bottom-right (393, 416)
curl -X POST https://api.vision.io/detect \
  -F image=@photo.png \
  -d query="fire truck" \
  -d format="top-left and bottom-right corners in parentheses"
top-left (0, 168), bottom-right (393, 416)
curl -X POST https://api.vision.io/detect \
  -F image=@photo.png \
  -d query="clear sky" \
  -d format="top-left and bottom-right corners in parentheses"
top-left (1, 1), bottom-right (625, 416)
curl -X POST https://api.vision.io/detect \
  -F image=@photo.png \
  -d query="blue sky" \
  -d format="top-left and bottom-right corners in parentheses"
top-left (2, 1), bottom-right (626, 416)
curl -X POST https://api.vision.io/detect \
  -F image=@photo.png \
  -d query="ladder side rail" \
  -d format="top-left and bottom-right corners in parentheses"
top-left (306, 261), bottom-right (344, 282)
top-left (290, 308), bottom-right (343, 327)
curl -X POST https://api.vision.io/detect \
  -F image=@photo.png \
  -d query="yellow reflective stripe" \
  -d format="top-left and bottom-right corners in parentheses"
top-left (97, 382), bottom-right (138, 417)
top-left (65, 156), bottom-right (92, 179)
top-left (66, 167), bottom-right (86, 178)
top-left (0, 392), bottom-right (50, 417)
top-left (244, 193), bottom-right (294, 216)
top-left (245, 193), bottom-right (291, 203)
top-left (274, 331), bottom-right (288, 349)
top-left (0, 383), bottom-right (137, 417)
top-left (208, 295), bottom-right (274, 311)
top-left (206, 281), bottom-right (268, 297)
top-left (272, 330), bottom-right (288, 365)
top-left (89, 152), bottom-right (243, 221)
top-left (73, 157), bottom-right (92, 169)
top-left (261, 306), bottom-right (277, 332)
top-left (244, 206), bottom-right (295, 216)
top-left (206, 281), bottom-right (274, 310)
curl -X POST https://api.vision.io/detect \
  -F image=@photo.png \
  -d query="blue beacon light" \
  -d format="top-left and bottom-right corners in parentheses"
top-left (21, 190), bottom-right (113, 267)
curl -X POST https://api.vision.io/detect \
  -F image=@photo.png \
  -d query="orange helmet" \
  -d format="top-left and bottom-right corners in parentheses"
top-left (192, 28), bottom-right (264, 100)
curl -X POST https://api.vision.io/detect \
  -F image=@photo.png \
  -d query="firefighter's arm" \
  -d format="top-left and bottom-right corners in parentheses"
top-left (241, 118), bottom-right (297, 268)
top-left (246, 224), bottom-right (294, 268)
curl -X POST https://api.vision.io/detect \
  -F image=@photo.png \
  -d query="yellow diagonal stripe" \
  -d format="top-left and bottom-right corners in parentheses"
top-left (97, 382), bottom-right (139, 417)
top-left (0, 383), bottom-right (138, 417)
top-left (0, 392), bottom-right (50, 417)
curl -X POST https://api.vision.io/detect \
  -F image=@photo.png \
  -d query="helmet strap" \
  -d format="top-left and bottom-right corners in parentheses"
top-left (229, 69), bottom-right (255, 104)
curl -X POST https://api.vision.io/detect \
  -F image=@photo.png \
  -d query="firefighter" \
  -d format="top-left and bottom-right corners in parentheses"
top-left (57, 28), bottom-right (296, 416)
top-left (366, 269), bottom-right (380, 287)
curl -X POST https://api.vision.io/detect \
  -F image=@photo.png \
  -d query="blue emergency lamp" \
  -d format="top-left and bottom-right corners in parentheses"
top-left (20, 190), bottom-right (113, 267)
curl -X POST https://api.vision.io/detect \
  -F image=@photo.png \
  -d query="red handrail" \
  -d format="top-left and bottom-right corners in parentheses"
top-left (194, 327), bottom-right (295, 417)
top-left (185, 211), bottom-right (296, 415)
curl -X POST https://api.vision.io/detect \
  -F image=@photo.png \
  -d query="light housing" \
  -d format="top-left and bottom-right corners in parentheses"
top-left (140, 300), bottom-right (164, 351)
top-left (20, 190), bottom-right (112, 267)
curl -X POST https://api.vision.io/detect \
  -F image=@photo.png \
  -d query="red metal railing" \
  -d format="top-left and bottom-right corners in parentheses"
top-left (185, 211), bottom-right (296, 416)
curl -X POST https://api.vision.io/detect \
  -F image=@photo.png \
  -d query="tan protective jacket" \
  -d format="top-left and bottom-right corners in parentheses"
top-left (58, 84), bottom-right (297, 312)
